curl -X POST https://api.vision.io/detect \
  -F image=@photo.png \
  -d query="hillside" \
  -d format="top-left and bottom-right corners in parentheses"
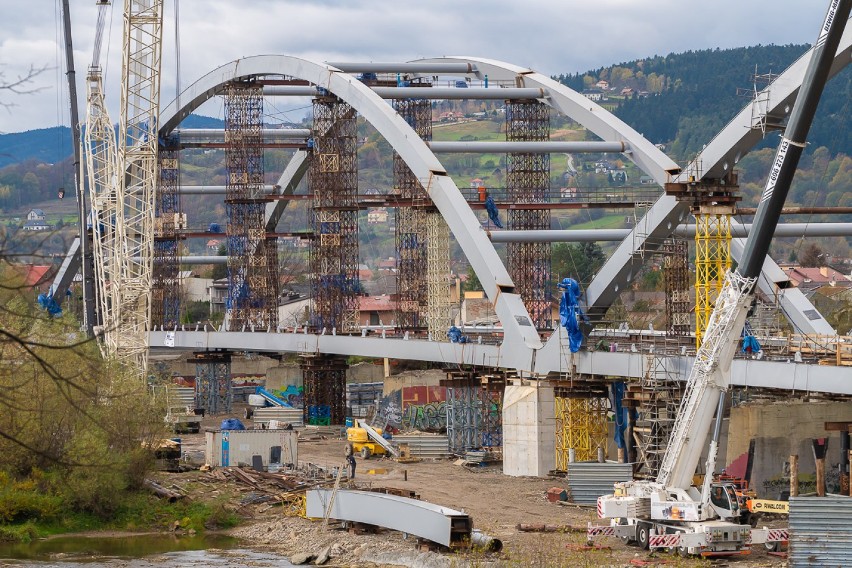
top-left (556, 44), bottom-right (851, 161)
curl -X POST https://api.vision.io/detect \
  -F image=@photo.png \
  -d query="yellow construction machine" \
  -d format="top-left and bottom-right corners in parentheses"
top-left (346, 419), bottom-right (388, 459)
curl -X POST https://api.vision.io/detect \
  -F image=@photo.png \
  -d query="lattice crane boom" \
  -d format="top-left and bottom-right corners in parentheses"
top-left (113, 0), bottom-right (164, 375)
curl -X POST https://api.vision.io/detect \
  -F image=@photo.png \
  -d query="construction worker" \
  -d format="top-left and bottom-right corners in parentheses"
top-left (345, 441), bottom-right (356, 480)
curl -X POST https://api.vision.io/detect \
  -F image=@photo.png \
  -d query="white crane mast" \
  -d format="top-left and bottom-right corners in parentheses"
top-left (84, 68), bottom-right (119, 357)
top-left (114, 0), bottom-right (163, 376)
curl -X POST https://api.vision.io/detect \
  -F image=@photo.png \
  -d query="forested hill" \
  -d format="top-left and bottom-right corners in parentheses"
top-left (556, 44), bottom-right (851, 162)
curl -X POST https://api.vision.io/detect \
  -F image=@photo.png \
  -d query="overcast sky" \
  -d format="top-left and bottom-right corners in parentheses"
top-left (0, 0), bottom-right (832, 135)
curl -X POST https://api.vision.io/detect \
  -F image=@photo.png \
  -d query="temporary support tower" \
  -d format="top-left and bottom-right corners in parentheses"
top-left (554, 388), bottom-right (608, 468)
top-left (301, 355), bottom-right (347, 426)
top-left (304, 95), bottom-right (360, 424)
top-left (445, 371), bottom-right (504, 454)
top-left (506, 100), bottom-right (551, 329)
top-left (393, 96), bottom-right (431, 330)
top-left (193, 351), bottom-right (232, 415)
top-left (663, 239), bottom-right (691, 336)
top-left (224, 82), bottom-right (279, 330)
top-left (667, 169), bottom-right (740, 346)
top-left (152, 134), bottom-right (182, 328)
top-left (309, 95), bottom-right (359, 333)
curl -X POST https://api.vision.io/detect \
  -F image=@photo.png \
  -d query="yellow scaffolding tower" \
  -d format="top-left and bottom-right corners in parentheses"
top-left (694, 210), bottom-right (732, 346)
top-left (555, 395), bottom-right (608, 470)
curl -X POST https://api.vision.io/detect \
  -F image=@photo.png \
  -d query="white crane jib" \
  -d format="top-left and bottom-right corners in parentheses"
top-left (114, 0), bottom-right (164, 376)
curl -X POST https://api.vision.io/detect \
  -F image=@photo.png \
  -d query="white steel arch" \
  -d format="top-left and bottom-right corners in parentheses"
top-left (159, 55), bottom-right (542, 371)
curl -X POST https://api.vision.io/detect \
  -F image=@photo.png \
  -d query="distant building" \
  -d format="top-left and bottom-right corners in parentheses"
top-left (23, 209), bottom-right (50, 231)
top-left (358, 295), bottom-right (397, 327)
top-left (595, 80), bottom-right (609, 90)
top-left (367, 208), bottom-right (388, 224)
top-left (206, 239), bottom-right (222, 254)
top-left (783, 266), bottom-right (852, 291)
top-left (582, 89), bottom-right (604, 101)
top-left (27, 208), bottom-right (46, 222)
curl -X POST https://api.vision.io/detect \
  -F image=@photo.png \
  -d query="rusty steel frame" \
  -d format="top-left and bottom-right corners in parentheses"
top-left (506, 100), bottom-right (551, 329)
top-left (309, 96), bottom-right (360, 333)
top-left (394, 96), bottom-right (432, 330)
top-left (224, 82), bottom-right (278, 330)
top-left (663, 239), bottom-right (691, 336)
top-left (301, 355), bottom-right (347, 426)
top-left (152, 135), bottom-right (181, 328)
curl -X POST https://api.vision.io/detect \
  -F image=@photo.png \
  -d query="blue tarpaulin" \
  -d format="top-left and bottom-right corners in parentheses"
top-left (484, 196), bottom-right (503, 228)
top-left (220, 418), bottom-right (245, 431)
top-left (610, 382), bottom-right (627, 450)
top-left (447, 325), bottom-right (468, 343)
top-left (37, 292), bottom-right (62, 316)
top-left (741, 321), bottom-right (761, 353)
top-left (558, 277), bottom-right (588, 352)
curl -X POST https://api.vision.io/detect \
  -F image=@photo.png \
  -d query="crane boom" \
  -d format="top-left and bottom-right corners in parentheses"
top-left (113, 0), bottom-right (164, 376)
top-left (656, 0), bottom-right (851, 490)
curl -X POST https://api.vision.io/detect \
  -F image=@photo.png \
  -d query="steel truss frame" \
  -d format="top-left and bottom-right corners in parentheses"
top-left (152, 135), bottom-right (182, 328)
top-left (194, 351), bottom-right (232, 415)
top-left (301, 355), bottom-right (347, 425)
top-left (662, 239), bottom-right (691, 336)
top-left (310, 96), bottom-right (360, 333)
top-left (224, 82), bottom-right (278, 330)
top-left (394, 96), bottom-right (432, 329)
top-left (555, 390), bottom-right (608, 469)
top-left (506, 100), bottom-right (551, 329)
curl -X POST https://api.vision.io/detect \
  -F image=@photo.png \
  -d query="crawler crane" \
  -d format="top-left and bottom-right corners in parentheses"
top-left (592, 0), bottom-right (850, 556)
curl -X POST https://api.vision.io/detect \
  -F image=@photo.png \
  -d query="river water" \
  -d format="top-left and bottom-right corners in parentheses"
top-left (0, 535), bottom-right (294, 567)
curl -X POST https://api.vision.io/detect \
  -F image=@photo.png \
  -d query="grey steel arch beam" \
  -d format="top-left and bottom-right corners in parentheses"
top-left (415, 56), bottom-right (682, 185)
top-left (158, 55), bottom-right (542, 370)
top-left (263, 86), bottom-right (546, 100)
top-left (582, 24), bottom-right (850, 333)
top-left (428, 141), bottom-right (626, 153)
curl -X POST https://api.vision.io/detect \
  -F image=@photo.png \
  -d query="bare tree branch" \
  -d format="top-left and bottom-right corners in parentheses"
top-left (0, 63), bottom-right (51, 110)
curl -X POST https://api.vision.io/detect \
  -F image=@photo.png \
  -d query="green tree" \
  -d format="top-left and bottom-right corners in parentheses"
top-left (552, 242), bottom-right (606, 287)
top-left (210, 244), bottom-right (228, 280)
top-left (465, 264), bottom-right (482, 292)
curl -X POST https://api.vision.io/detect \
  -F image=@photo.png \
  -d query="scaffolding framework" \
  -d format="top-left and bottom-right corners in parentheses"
top-left (694, 211), bottom-right (732, 345)
top-left (625, 355), bottom-right (683, 478)
top-left (309, 96), bottom-right (359, 333)
top-left (426, 212), bottom-right (452, 340)
top-left (393, 97), bottom-right (431, 330)
top-left (194, 351), bottom-right (232, 415)
top-left (152, 135), bottom-right (181, 328)
top-left (555, 391), bottom-right (608, 469)
top-left (506, 101), bottom-right (551, 329)
top-left (301, 356), bottom-right (347, 426)
top-left (662, 239), bottom-right (691, 336)
top-left (445, 373), bottom-right (503, 454)
top-left (224, 82), bottom-right (278, 330)
top-left (665, 171), bottom-right (739, 347)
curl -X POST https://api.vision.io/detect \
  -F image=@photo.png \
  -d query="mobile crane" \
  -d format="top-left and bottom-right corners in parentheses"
top-left (591, 0), bottom-right (850, 556)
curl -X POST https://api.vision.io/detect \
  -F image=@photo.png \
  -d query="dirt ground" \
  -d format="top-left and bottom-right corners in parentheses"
top-left (156, 408), bottom-right (788, 567)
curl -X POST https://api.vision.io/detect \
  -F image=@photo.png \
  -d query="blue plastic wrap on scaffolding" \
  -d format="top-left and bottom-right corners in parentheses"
top-left (610, 381), bottom-right (627, 450)
top-left (558, 277), bottom-right (588, 352)
top-left (220, 418), bottom-right (245, 430)
top-left (400, 233), bottom-right (419, 249)
top-left (484, 195), bottom-right (503, 228)
top-left (741, 322), bottom-right (761, 353)
top-left (447, 325), bottom-right (468, 343)
top-left (37, 293), bottom-right (62, 316)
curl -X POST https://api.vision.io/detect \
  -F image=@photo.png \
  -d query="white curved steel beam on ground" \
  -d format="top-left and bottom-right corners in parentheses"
top-left (306, 489), bottom-right (470, 548)
top-left (158, 55), bottom-right (541, 370)
top-left (581, 29), bottom-right (851, 327)
top-left (148, 329), bottom-right (852, 395)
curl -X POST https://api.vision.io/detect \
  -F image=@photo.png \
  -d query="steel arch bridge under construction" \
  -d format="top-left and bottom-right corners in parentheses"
top-left (146, 29), bottom-right (852, 395)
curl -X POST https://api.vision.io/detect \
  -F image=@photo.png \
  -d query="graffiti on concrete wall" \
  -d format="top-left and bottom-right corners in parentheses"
top-left (374, 385), bottom-right (448, 432)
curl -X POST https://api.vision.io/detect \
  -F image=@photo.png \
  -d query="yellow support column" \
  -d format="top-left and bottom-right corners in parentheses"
top-left (694, 208), bottom-right (733, 347)
top-left (555, 394), bottom-right (609, 468)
